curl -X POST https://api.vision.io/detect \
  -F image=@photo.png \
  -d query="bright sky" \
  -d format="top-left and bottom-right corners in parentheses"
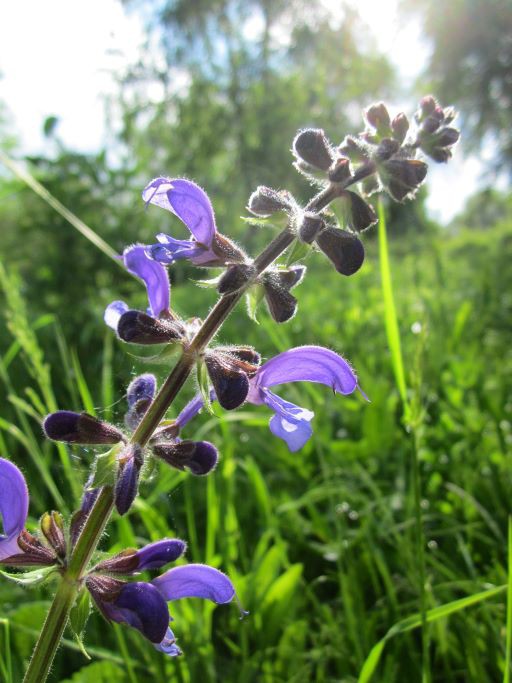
top-left (0, 0), bottom-right (484, 222)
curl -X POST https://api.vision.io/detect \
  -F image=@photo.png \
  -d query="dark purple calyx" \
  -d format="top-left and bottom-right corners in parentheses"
top-left (43, 411), bottom-right (125, 445)
top-left (153, 440), bottom-right (218, 476)
top-left (118, 311), bottom-right (186, 345)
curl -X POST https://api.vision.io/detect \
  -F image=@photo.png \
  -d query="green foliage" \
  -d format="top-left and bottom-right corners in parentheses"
top-left (0, 216), bottom-right (511, 681)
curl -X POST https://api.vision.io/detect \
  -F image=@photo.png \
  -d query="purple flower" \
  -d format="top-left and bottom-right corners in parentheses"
top-left (104, 244), bottom-right (171, 335)
top-left (246, 346), bottom-right (360, 452)
top-left (143, 178), bottom-right (219, 266)
top-left (0, 458), bottom-right (28, 560)
top-left (90, 555), bottom-right (235, 656)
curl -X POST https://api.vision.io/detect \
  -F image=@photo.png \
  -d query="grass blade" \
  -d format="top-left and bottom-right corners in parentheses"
top-left (358, 585), bottom-right (506, 683)
top-left (505, 516), bottom-right (512, 683)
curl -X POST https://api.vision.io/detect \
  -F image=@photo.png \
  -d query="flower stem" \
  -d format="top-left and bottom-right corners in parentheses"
top-left (23, 183), bottom-right (336, 683)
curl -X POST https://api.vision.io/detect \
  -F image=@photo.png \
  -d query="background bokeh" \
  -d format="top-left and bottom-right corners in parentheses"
top-left (0, 1), bottom-right (511, 681)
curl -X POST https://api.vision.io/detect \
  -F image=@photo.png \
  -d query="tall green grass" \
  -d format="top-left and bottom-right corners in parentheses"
top-left (0, 217), bottom-right (511, 681)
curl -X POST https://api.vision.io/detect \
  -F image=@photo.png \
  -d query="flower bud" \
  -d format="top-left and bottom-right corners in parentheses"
top-left (204, 352), bottom-right (251, 410)
top-left (223, 346), bottom-right (261, 366)
top-left (328, 157), bottom-right (351, 183)
top-left (153, 440), bottom-right (218, 476)
top-left (115, 444), bottom-right (144, 516)
top-left (217, 263), bottom-right (257, 294)
top-left (338, 135), bottom-right (370, 163)
top-left (43, 411), bottom-right (125, 445)
top-left (381, 158), bottom-right (428, 201)
top-left (374, 138), bottom-right (400, 162)
top-left (433, 127), bottom-right (460, 147)
top-left (419, 95), bottom-right (437, 117)
top-left (365, 102), bottom-right (391, 133)
top-left (315, 227), bottom-right (365, 276)
top-left (298, 213), bottom-right (325, 244)
top-left (262, 279), bottom-right (297, 323)
top-left (40, 511), bottom-right (66, 559)
top-left (293, 128), bottom-right (334, 171)
top-left (391, 113), bottom-right (409, 144)
top-left (118, 311), bottom-right (185, 345)
top-left (342, 191), bottom-right (378, 233)
top-left (247, 186), bottom-right (293, 216)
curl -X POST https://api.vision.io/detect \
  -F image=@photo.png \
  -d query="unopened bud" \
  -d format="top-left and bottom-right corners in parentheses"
top-left (115, 444), bottom-right (144, 516)
top-left (342, 191), bottom-right (378, 233)
top-left (315, 227), bottom-right (365, 276)
top-left (365, 102), bottom-right (391, 133)
top-left (375, 138), bottom-right (400, 162)
top-left (381, 158), bottom-right (428, 201)
top-left (434, 127), bottom-right (460, 147)
top-left (391, 113), bottom-right (409, 144)
top-left (248, 186), bottom-right (293, 216)
top-left (218, 263), bottom-right (256, 294)
top-left (118, 311), bottom-right (185, 345)
top-left (204, 352), bottom-right (251, 410)
top-left (298, 213), bottom-right (325, 244)
top-left (328, 157), bottom-right (351, 183)
top-left (262, 279), bottom-right (298, 323)
top-left (40, 511), bottom-right (66, 559)
top-left (153, 440), bottom-right (218, 476)
top-left (293, 128), bottom-right (334, 171)
top-left (420, 95), bottom-right (437, 117)
top-left (43, 411), bottom-right (125, 445)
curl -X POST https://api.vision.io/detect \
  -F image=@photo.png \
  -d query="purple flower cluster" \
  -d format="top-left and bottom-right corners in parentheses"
top-left (10, 98), bottom-right (458, 669)
top-left (0, 458), bottom-right (235, 656)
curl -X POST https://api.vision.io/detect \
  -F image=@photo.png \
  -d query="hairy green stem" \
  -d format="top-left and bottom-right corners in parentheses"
top-left (24, 182), bottom-right (338, 683)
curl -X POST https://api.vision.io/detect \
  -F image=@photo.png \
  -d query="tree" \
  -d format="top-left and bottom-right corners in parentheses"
top-left (404, 0), bottom-right (512, 173)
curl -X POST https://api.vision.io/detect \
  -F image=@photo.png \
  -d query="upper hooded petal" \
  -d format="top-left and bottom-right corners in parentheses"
top-left (253, 346), bottom-right (357, 395)
top-left (152, 564), bottom-right (235, 604)
top-left (142, 178), bottom-right (216, 246)
top-left (135, 539), bottom-right (187, 571)
top-left (103, 582), bottom-right (170, 644)
top-left (123, 245), bottom-right (170, 318)
top-left (0, 458), bottom-right (29, 560)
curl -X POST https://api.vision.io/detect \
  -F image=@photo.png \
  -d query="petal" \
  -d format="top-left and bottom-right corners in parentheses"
top-left (254, 345), bottom-right (358, 395)
top-left (104, 301), bottom-right (128, 331)
top-left (263, 390), bottom-right (314, 452)
top-left (174, 394), bottom-right (205, 430)
top-left (142, 178), bottom-right (216, 245)
top-left (123, 245), bottom-right (170, 318)
top-left (149, 237), bottom-right (205, 264)
top-left (0, 458), bottom-right (29, 560)
top-left (154, 627), bottom-right (182, 657)
top-left (127, 374), bottom-right (157, 409)
top-left (152, 564), bottom-right (235, 604)
top-left (105, 582), bottom-right (170, 644)
top-left (136, 539), bottom-right (187, 571)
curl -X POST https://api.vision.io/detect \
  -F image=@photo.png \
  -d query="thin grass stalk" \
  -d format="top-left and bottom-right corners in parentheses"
top-left (504, 516), bottom-right (512, 683)
top-left (377, 200), bottom-right (430, 683)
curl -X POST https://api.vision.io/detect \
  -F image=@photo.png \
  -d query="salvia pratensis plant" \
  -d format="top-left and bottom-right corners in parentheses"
top-left (0, 96), bottom-right (459, 682)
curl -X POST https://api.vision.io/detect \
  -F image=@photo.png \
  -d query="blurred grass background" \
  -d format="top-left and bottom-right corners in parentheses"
top-left (1, 0), bottom-right (511, 680)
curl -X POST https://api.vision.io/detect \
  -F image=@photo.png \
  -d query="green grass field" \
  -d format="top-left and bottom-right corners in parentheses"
top-left (0, 215), bottom-right (511, 682)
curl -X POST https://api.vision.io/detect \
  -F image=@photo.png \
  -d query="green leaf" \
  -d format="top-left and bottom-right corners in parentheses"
top-left (285, 239), bottom-right (310, 266)
top-left (197, 362), bottom-right (214, 415)
top-left (69, 589), bottom-right (92, 660)
top-left (0, 566), bottom-right (57, 586)
top-left (245, 285), bottom-right (265, 323)
top-left (89, 444), bottom-right (123, 489)
top-left (358, 584), bottom-right (506, 683)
